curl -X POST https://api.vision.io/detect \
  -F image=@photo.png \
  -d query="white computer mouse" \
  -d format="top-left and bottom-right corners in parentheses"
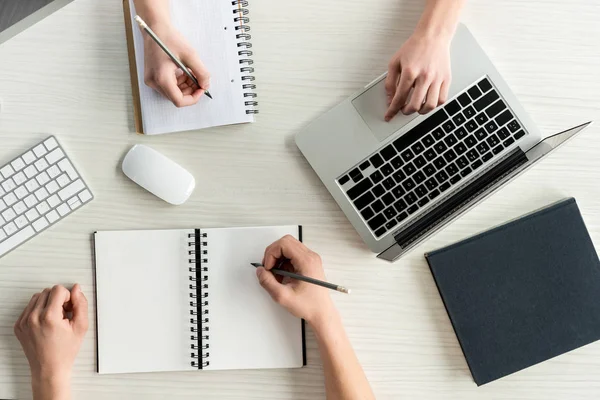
top-left (122, 144), bottom-right (195, 205)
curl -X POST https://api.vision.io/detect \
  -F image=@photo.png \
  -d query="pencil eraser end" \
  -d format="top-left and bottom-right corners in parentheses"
top-left (134, 15), bottom-right (146, 28)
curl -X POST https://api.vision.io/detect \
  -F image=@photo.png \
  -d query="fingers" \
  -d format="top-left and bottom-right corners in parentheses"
top-left (46, 285), bottom-right (71, 318)
top-left (439, 78), bottom-right (450, 106)
top-left (419, 80), bottom-right (442, 115)
top-left (181, 52), bottom-right (211, 90)
top-left (402, 76), bottom-right (430, 115)
top-left (262, 235), bottom-right (309, 270)
top-left (385, 69), bottom-right (415, 121)
top-left (69, 284), bottom-right (89, 335)
top-left (14, 293), bottom-right (40, 333)
top-left (256, 267), bottom-right (293, 307)
top-left (29, 288), bottom-right (50, 322)
top-left (384, 65), bottom-right (400, 106)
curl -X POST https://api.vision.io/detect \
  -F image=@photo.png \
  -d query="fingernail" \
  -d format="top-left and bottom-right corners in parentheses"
top-left (384, 116), bottom-right (391, 122)
top-left (256, 267), bottom-right (263, 277)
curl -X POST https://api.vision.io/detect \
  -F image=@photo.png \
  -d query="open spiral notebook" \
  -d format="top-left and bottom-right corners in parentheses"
top-left (94, 226), bottom-right (305, 374)
top-left (123, 0), bottom-right (258, 135)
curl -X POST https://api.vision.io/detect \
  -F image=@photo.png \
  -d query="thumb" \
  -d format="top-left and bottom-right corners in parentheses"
top-left (70, 284), bottom-right (89, 335)
top-left (256, 267), bottom-right (291, 307)
top-left (182, 51), bottom-right (211, 90)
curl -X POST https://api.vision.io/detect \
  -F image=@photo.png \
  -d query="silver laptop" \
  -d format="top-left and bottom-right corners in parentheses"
top-left (0, 0), bottom-right (73, 45)
top-left (296, 24), bottom-right (591, 262)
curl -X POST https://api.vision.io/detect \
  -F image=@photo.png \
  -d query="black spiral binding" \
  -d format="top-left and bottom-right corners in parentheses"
top-left (188, 230), bottom-right (210, 369)
top-left (232, 0), bottom-right (258, 115)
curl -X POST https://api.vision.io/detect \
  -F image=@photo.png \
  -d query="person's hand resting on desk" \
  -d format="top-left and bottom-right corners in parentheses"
top-left (134, 0), bottom-right (211, 108)
top-left (385, 0), bottom-right (466, 121)
top-left (14, 284), bottom-right (88, 400)
top-left (256, 235), bottom-right (375, 400)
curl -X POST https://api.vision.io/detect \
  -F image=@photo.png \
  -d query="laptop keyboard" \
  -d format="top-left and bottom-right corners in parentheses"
top-left (338, 77), bottom-right (527, 238)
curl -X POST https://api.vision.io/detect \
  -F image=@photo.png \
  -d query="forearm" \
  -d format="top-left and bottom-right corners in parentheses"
top-left (312, 311), bottom-right (374, 400)
top-left (32, 373), bottom-right (70, 400)
top-left (415, 0), bottom-right (466, 42)
top-left (133, 0), bottom-right (171, 27)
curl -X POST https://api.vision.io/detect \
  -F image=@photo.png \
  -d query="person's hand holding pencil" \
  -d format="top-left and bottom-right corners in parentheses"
top-left (255, 235), bottom-right (340, 327)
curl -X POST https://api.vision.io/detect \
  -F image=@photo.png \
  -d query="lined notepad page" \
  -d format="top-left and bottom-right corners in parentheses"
top-left (129, 0), bottom-right (253, 135)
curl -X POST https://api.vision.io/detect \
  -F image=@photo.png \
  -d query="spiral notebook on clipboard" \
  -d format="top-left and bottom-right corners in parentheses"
top-left (93, 226), bottom-right (306, 374)
top-left (123, 0), bottom-right (258, 135)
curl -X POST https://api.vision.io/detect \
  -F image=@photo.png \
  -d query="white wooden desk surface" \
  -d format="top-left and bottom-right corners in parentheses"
top-left (0, 0), bottom-right (599, 398)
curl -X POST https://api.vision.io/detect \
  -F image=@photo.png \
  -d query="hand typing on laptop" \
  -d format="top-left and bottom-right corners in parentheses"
top-left (134, 0), bottom-right (211, 107)
top-left (385, 0), bottom-right (466, 120)
top-left (256, 235), bottom-right (375, 400)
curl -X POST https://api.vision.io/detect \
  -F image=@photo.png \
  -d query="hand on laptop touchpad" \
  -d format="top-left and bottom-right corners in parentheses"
top-left (352, 77), bottom-right (418, 142)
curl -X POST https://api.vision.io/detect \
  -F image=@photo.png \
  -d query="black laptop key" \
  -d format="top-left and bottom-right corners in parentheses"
top-left (354, 192), bottom-right (375, 210)
top-left (369, 153), bottom-right (384, 168)
top-left (382, 192), bottom-right (395, 206)
top-left (371, 171), bottom-right (384, 184)
top-left (444, 133), bottom-right (458, 147)
top-left (455, 126), bottom-right (468, 139)
top-left (474, 90), bottom-right (499, 112)
top-left (472, 159), bottom-right (483, 170)
top-left (384, 206), bottom-right (397, 219)
top-left (508, 120), bottom-right (520, 132)
top-left (445, 99), bottom-right (461, 116)
top-left (381, 145), bottom-right (397, 161)
top-left (482, 152), bottom-right (493, 162)
top-left (374, 226), bottom-right (387, 237)
top-left (485, 99), bottom-right (507, 119)
top-left (411, 142), bottom-right (425, 155)
top-left (422, 134), bottom-right (435, 147)
top-left (392, 108), bottom-right (447, 151)
top-left (401, 149), bottom-right (415, 162)
top-left (371, 199), bottom-right (384, 213)
top-left (382, 177), bottom-right (395, 190)
top-left (457, 93), bottom-right (471, 107)
top-left (474, 128), bottom-right (487, 141)
top-left (442, 120), bottom-right (456, 134)
top-left (460, 167), bottom-right (472, 177)
top-left (417, 197), bottom-right (430, 207)
top-left (465, 136), bottom-right (477, 148)
top-left (428, 189), bottom-right (441, 200)
top-left (390, 156), bottom-right (403, 169)
top-left (432, 127), bottom-right (445, 140)
top-left (380, 163), bottom-right (394, 177)
top-left (466, 149), bottom-right (479, 162)
top-left (402, 178), bottom-right (416, 191)
top-left (413, 155), bottom-right (426, 168)
top-left (486, 134), bottom-right (500, 147)
top-left (445, 162), bottom-right (459, 176)
top-left (463, 105), bottom-right (476, 119)
top-left (407, 204), bottom-right (419, 214)
top-left (415, 184), bottom-right (428, 198)
top-left (413, 171), bottom-right (426, 184)
top-left (478, 78), bottom-right (493, 92)
top-left (385, 219), bottom-right (397, 230)
top-left (454, 142), bottom-right (467, 155)
top-left (425, 178), bottom-right (437, 191)
top-left (368, 213), bottom-right (386, 230)
top-left (402, 162), bottom-right (416, 176)
top-left (347, 178), bottom-right (373, 200)
top-left (475, 112), bottom-right (488, 125)
top-left (339, 175), bottom-right (350, 185)
top-left (350, 168), bottom-right (360, 178)
top-left (392, 185), bottom-right (405, 199)
top-left (424, 148), bottom-right (436, 161)
top-left (494, 109), bottom-right (512, 127)
top-left (372, 183), bottom-right (385, 197)
top-left (397, 211), bottom-right (408, 223)
top-left (497, 127), bottom-right (510, 140)
top-left (424, 164), bottom-right (436, 177)
top-left (514, 130), bottom-right (525, 140)
top-left (392, 170), bottom-right (406, 183)
top-left (360, 206), bottom-right (374, 221)
top-left (492, 144), bottom-right (504, 155)
top-left (394, 199), bottom-right (407, 212)
top-left (404, 192), bottom-right (417, 205)
top-left (435, 170), bottom-right (449, 183)
top-left (443, 149), bottom-right (457, 162)
top-left (359, 160), bottom-right (370, 170)
top-left (439, 182), bottom-right (451, 192)
top-left (467, 85), bottom-right (482, 100)
top-left (456, 156), bottom-right (469, 169)
top-left (452, 113), bottom-right (466, 127)
top-left (485, 121), bottom-right (498, 134)
top-left (433, 156), bottom-right (447, 169)
top-left (465, 120), bottom-right (478, 133)
top-left (503, 137), bottom-right (515, 147)
top-left (434, 142), bottom-right (447, 154)
top-left (351, 171), bottom-right (363, 182)
top-left (449, 174), bottom-right (461, 184)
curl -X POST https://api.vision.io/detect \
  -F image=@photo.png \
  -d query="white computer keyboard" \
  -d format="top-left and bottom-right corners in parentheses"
top-left (0, 136), bottom-right (93, 258)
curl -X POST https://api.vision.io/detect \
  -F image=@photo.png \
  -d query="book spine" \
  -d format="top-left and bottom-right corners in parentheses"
top-left (232, 0), bottom-right (258, 115)
top-left (188, 230), bottom-right (210, 369)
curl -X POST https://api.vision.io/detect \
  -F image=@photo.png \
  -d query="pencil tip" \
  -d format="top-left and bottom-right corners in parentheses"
top-left (205, 91), bottom-right (213, 99)
top-left (250, 263), bottom-right (262, 268)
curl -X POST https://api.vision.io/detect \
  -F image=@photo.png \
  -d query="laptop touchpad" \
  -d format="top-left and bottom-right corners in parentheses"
top-left (352, 77), bottom-right (418, 142)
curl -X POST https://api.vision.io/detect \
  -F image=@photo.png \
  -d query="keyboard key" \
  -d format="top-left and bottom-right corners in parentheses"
top-left (423, 164), bottom-right (436, 177)
top-left (456, 156), bottom-right (469, 169)
top-left (374, 227), bottom-right (387, 237)
top-left (452, 113), bottom-right (466, 127)
top-left (422, 134), bottom-right (435, 148)
top-left (380, 163), bottom-right (394, 176)
top-left (392, 185), bottom-right (405, 199)
top-left (385, 219), bottom-right (398, 230)
top-left (0, 225), bottom-right (34, 254)
top-left (359, 160), bottom-right (370, 170)
top-left (2, 179), bottom-right (16, 193)
top-left (486, 134), bottom-right (500, 147)
top-left (24, 195), bottom-right (37, 208)
top-left (466, 149), bottom-right (479, 162)
top-left (381, 145), bottom-right (397, 160)
top-left (402, 163), bottom-right (416, 176)
top-left (382, 193), bottom-right (395, 206)
top-left (465, 136), bottom-right (477, 149)
top-left (15, 216), bottom-right (28, 229)
top-left (415, 185), bottom-right (428, 198)
top-left (428, 189), bottom-right (441, 200)
top-left (475, 112), bottom-right (488, 125)
top-left (445, 163), bottom-right (459, 176)
top-left (4, 222), bottom-right (18, 236)
top-left (450, 175), bottom-right (462, 185)
top-left (46, 210), bottom-right (60, 224)
top-left (433, 156), bottom-right (446, 169)
top-left (424, 149), bottom-right (436, 161)
top-left (413, 155), bottom-right (426, 168)
top-left (474, 90), bottom-right (499, 111)
top-left (402, 178), bottom-right (415, 191)
top-left (482, 152), bottom-right (493, 162)
top-left (396, 211), bottom-right (408, 223)
top-left (465, 120), bottom-right (478, 133)
top-left (394, 199), bottom-right (407, 212)
top-left (445, 100), bottom-right (461, 115)
top-left (354, 192), bottom-right (375, 210)
top-left (45, 148), bottom-right (65, 165)
top-left (57, 203), bottom-right (70, 217)
top-left (503, 137), bottom-right (515, 147)
top-left (507, 120), bottom-right (520, 133)
top-left (478, 78), bottom-right (493, 92)
top-left (37, 171), bottom-right (50, 185)
top-left (13, 201), bottom-right (26, 215)
top-left (372, 184), bottom-right (385, 197)
top-left (68, 198), bottom-right (82, 211)
top-left (392, 170), bottom-right (406, 183)
top-left (2, 208), bottom-right (16, 222)
top-left (392, 108), bottom-right (448, 152)
top-left (472, 159), bottom-right (483, 170)
top-left (13, 172), bottom-right (26, 185)
top-left (484, 121), bottom-right (498, 134)
top-left (4, 193), bottom-right (17, 206)
top-left (351, 171), bottom-right (363, 183)
top-left (25, 179), bottom-right (39, 193)
top-left (58, 159), bottom-right (78, 180)
top-left (44, 137), bottom-right (59, 151)
top-left (460, 167), bottom-right (473, 177)
top-left (370, 154), bottom-right (384, 168)
top-left (434, 142), bottom-right (447, 154)
top-left (457, 93), bottom-right (471, 107)
top-left (11, 158), bottom-right (25, 172)
top-left (22, 151), bottom-right (36, 165)
top-left (424, 178), bottom-right (437, 191)
top-left (25, 208), bottom-right (39, 222)
top-left (24, 165), bottom-right (37, 179)
top-left (371, 170), bottom-right (384, 183)
top-left (390, 156), bottom-right (403, 169)
top-left (368, 213), bottom-right (386, 231)
top-left (417, 197), bottom-right (430, 207)
top-left (467, 85), bottom-right (482, 100)
top-left (435, 170), bottom-right (449, 183)
top-left (495, 110), bottom-right (513, 127)
top-left (411, 142), bottom-right (425, 154)
top-left (497, 127), bottom-right (510, 140)
top-left (47, 165), bottom-right (61, 178)
top-left (493, 144), bottom-right (504, 155)
top-left (443, 149), bottom-right (457, 162)
top-left (384, 206), bottom-right (397, 219)
top-left (444, 134), bottom-right (457, 147)
top-left (514, 130), bottom-right (526, 140)
top-left (347, 178), bottom-right (373, 200)
top-left (32, 217), bottom-right (49, 232)
top-left (455, 126), bottom-right (468, 140)
top-left (400, 149), bottom-right (414, 162)
top-left (382, 178), bottom-right (395, 190)
top-left (442, 120), bottom-right (455, 133)
top-left (439, 182), bottom-right (451, 192)
top-left (34, 158), bottom-right (49, 172)
top-left (454, 142), bottom-right (467, 155)
top-left (476, 142), bottom-right (490, 155)
top-left (349, 168), bottom-right (361, 179)
top-left (361, 207), bottom-right (375, 221)
top-left (475, 128), bottom-right (487, 141)
top-left (33, 144), bottom-right (47, 158)
top-left (36, 201), bottom-right (50, 215)
top-left (463, 106), bottom-right (476, 119)
top-left (371, 199), bottom-right (384, 213)
top-left (407, 204), bottom-right (419, 214)
top-left (338, 175), bottom-right (350, 185)
top-left (1, 165), bottom-right (15, 179)
top-left (485, 100), bottom-right (507, 119)
top-left (35, 187), bottom-right (49, 201)
top-left (432, 128), bottom-right (445, 140)
top-left (404, 192), bottom-right (417, 205)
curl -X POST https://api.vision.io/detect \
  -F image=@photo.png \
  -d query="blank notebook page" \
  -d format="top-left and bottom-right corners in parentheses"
top-left (95, 230), bottom-right (191, 374)
top-left (203, 226), bottom-right (304, 370)
top-left (129, 0), bottom-right (253, 135)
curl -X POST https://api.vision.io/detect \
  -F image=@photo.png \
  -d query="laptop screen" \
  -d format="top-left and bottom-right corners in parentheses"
top-left (0, 0), bottom-right (72, 44)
